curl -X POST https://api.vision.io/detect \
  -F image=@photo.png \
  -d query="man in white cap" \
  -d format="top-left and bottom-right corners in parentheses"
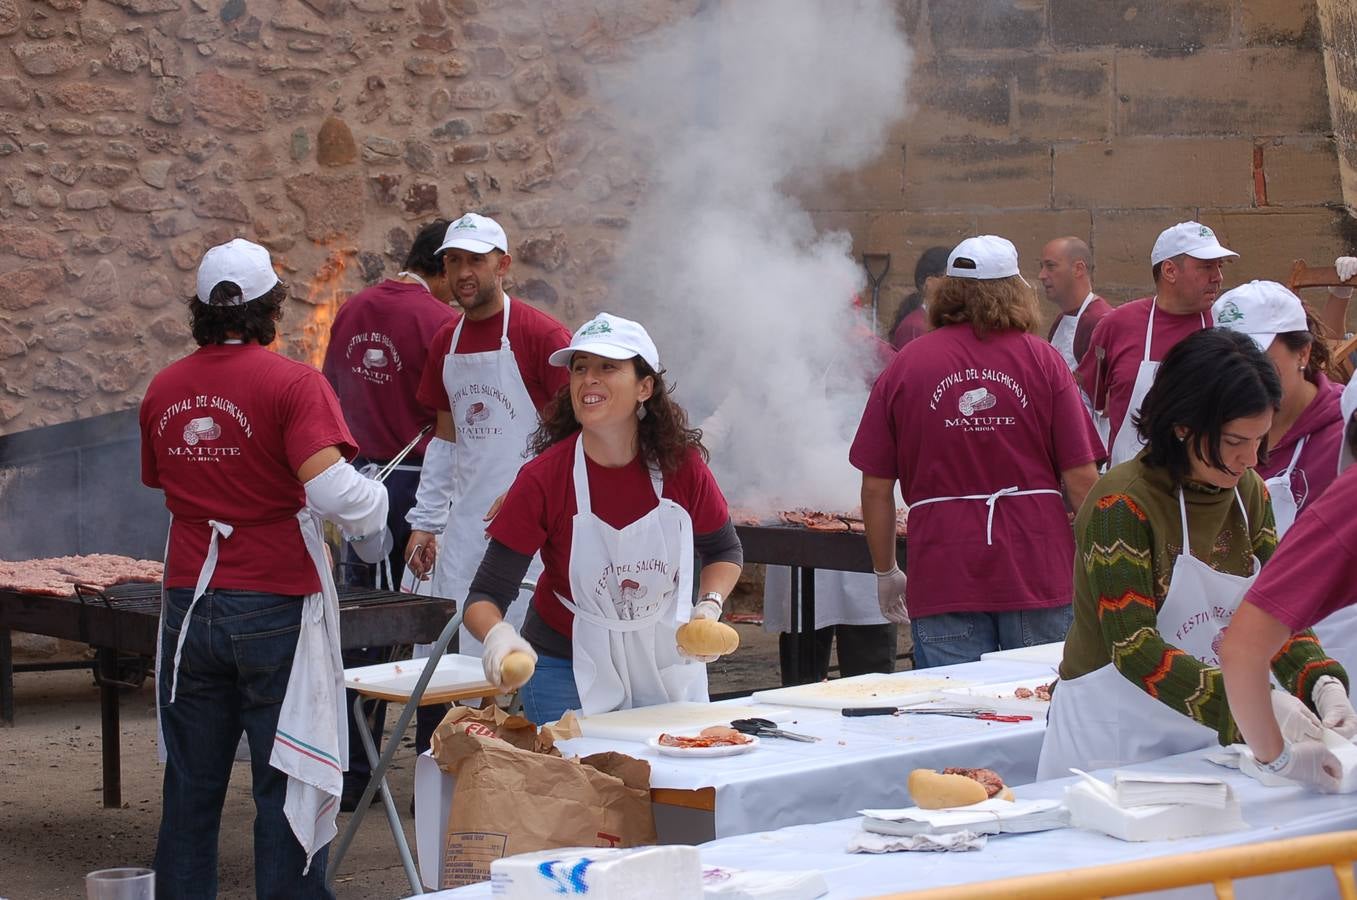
top-left (1077, 221), bottom-right (1238, 466)
top-left (850, 235), bottom-right (1102, 666)
top-left (141, 239), bottom-right (389, 895)
top-left (403, 213), bottom-right (570, 742)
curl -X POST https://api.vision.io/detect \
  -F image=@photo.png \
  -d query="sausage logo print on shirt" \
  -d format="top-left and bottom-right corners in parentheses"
top-left (155, 394), bottom-right (252, 462)
top-left (593, 561), bottom-right (671, 620)
top-left (449, 383), bottom-right (518, 439)
top-left (344, 331), bottom-right (404, 386)
top-left (931, 367), bottom-right (1030, 433)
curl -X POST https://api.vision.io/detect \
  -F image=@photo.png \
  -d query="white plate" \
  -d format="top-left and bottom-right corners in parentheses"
top-left (646, 734), bottom-right (760, 758)
top-left (751, 673), bottom-right (973, 711)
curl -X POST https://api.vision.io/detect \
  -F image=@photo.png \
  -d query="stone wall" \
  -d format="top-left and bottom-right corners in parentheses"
top-left (0, 0), bottom-right (696, 433)
top-left (1, 0), bottom-right (1353, 436)
top-left (805, 0), bottom-right (1357, 328)
top-left (1318, 0), bottom-right (1357, 216)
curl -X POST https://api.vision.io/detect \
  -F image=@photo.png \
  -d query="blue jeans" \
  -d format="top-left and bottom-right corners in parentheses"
top-left (911, 606), bottom-right (1074, 669)
top-left (154, 589), bottom-right (335, 900)
top-left (518, 653), bottom-right (580, 725)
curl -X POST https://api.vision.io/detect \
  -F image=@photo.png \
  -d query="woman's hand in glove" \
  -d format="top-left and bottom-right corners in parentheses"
top-left (481, 621), bottom-right (537, 689)
top-left (874, 566), bottom-right (909, 625)
top-left (1271, 690), bottom-right (1324, 743)
top-left (1313, 676), bottom-right (1357, 737)
top-left (1242, 740), bottom-right (1343, 793)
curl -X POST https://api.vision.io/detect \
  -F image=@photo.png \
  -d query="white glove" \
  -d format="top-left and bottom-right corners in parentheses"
top-left (481, 621), bottom-right (537, 689)
top-left (1313, 676), bottom-right (1357, 737)
top-left (677, 599), bottom-right (724, 664)
top-left (1271, 690), bottom-right (1324, 743)
top-left (1337, 256), bottom-right (1357, 282)
top-left (1241, 740), bottom-right (1342, 793)
top-left (406, 436), bottom-right (457, 534)
top-left (874, 566), bottom-right (909, 625)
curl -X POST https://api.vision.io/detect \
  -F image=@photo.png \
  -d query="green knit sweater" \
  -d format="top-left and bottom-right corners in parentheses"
top-left (1060, 454), bottom-right (1347, 745)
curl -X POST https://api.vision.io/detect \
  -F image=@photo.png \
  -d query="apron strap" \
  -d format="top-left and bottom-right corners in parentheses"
top-left (499, 293), bottom-right (512, 349)
top-left (1177, 487), bottom-right (1251, 558)
top-left (1234, 486), bottom-right (1250, 538)
top-left (911, 487), bottom-right (1062, 546)
top-left (168, 519), bottom-right (234, 703)
top-left (1144, 301), bottom-right (1208, 361)
top-left (396, 270), bottom-right (430, 293)
top-left (1282, 436), bottom-right (1306, 478)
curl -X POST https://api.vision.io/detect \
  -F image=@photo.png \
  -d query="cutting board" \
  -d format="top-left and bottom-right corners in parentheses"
top-left (978, 641), bottom-right (1064, 667)
top-left (751, 672), bottom-right (974, 711)
top-left (575, 702), bottom-right (796, 744)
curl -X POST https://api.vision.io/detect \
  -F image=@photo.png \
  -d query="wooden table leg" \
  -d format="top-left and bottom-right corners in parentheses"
top-left (97, 647), bottom-right (121, 808)
top-left (0, 626), bottom-right (13, 725)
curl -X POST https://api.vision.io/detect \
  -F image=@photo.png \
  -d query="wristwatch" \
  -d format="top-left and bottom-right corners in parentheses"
top-left (700, 591), bottom-right (724, 607)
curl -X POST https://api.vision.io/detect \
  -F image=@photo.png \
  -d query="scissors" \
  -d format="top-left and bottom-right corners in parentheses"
top-left (730, 718), bottom-right (820, 742)
top-left (842, 707), bottom-right (1032, 723)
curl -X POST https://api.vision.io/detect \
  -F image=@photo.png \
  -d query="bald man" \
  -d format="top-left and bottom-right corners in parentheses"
top-left (1040, 237), bottom-right (1111, 450)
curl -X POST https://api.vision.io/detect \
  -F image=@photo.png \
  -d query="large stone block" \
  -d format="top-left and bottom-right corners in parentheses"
top-left (1196, 208), bottom-right (1350, 285)
top-left (11, 41), bottom-right (84, 76)
top-left (190, 71), bottom-right (267, 132)
top-left (0, 225), bottom-right (65, 259)
top-left (284, 171), bottom-right (365, 241)
top-left (1241, 0), bottom-right (1319, 46)
top-left (1012, 54), bottom-right (1113, 141)
top-left (929, 0), bottom-right (1044, 51)
top-left (0, 262), bottom-right (65, 310)
top-left (1116, 49), bottom-right (1330, 136)
top-left (895, 56), bottom-right (1013, 142)
top-left (1050, 0), bottom-right (1231, 50)
top-left (903, 141), bottom-right (1052, 210)
top-left (51, 82), bottom-right (139, 115)
top-left (1054, 138), bottom-right (1253, 208)
top-left (1260, 137), bottom-right (1343, 206)
top-left (797, 145), bottom-right (906, 211)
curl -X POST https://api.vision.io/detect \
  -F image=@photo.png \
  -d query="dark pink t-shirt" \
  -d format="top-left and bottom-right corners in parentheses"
top-left (322, 280), bottom-right (455, 460)
top-left (1245, 466), bottom-right (1357, 632)
top-left (1075, 297), bottom-right (1212, 451)
top-left (487, 434), bottom-right (730, 639)
top-left (850, 325), bottom-right (1101, 617)
top-left (140, 343), bottom-right (357, 595)
top-left (1255, 372), bottom-right (1345, 515)
top-left (416, 298), bottom-right (571, 416)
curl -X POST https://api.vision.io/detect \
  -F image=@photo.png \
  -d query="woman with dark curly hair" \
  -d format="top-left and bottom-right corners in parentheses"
top-left (458, 313), bottom-right (743, 722)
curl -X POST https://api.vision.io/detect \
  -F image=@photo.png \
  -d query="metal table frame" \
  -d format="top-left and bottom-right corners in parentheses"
top-left (734, 526), bottom-right (907, 685)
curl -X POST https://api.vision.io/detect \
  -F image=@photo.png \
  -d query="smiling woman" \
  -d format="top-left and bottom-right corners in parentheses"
top-left (1039, 327), bottom-right (1347, 780)
top-left (455, 312), bottom-right (746, 724)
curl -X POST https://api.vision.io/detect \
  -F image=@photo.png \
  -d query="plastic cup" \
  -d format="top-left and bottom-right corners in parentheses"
top-left (85, 868), bottom-right (154, 900)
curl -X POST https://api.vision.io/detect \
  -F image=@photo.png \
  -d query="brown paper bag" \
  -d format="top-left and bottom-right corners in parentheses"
top-left (430, 707), bottom-right (657, 889)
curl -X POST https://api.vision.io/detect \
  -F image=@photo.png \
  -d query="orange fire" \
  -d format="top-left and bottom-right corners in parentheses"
top-left (297, 245), bottom-right (350, 370)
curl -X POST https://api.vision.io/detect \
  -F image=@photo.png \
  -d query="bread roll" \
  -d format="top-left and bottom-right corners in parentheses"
top-left (907, 768), bottom-right (989, 809)
top-left (500, 651), bottom-right (536, 689)
top-left (676, 618), bottom-right (740, 657)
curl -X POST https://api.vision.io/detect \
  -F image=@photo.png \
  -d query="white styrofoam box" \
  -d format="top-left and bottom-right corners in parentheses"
top-left (489, 846), bottom-right (701, 899)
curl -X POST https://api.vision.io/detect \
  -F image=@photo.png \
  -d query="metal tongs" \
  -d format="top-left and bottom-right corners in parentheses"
top-left (730, 717), bottom-right (820, 742)
top-left (372, 424), bottom-right (433, 483)
top-left (842, 706), bottom-right (1032, 723)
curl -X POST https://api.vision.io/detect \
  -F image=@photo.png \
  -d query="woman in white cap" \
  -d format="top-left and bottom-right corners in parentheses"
top-left (850, 235), bottom-right (1102, 667)
top-left (140, 239), bottom-right (390, 896)
top-left (1221, 376), bottom-right (1357, 792)
top-left (458, 313), bottom-right (744, 722)
top-left (1039, 328), bottom-right (1351, 779)
top-left (1213, 281), bottom-right (1345, 536)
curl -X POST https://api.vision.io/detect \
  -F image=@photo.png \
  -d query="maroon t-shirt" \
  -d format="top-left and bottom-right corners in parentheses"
top-left (140, 343), bottom-right (357, 595)
top-left (1255, 372), bottom-right (1345, 515)
top-left (849, 324), bottom-right (1101, 617)
top-left (1245, 466), bottom-right (1357, 632)
top-left (487, 434), bottom-right (730, 639)
top-left (1075, 297), bottom-right (1212, 451)
top-left (322, 279), bottom-right (455, 460)
top-left (416, 298), bottom-right (571, 416)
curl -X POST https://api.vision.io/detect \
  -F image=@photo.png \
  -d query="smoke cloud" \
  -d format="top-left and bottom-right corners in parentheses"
top-left (599, 0), bottom-right (913, 509)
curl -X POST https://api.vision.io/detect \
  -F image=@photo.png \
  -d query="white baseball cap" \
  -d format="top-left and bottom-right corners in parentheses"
top-left (195, 238), bottom-right (279, 305)
top-left (946, 235), bottom-right (1028, 284)
top-left (548, 313), bottom-right (660, 371)
top-left (1211, 281), bottom-right (1307, 351)
top-left (1340, 377), bottom-right (1357, 475)
top-left (1150, 221), bottom-right (1238, 266)
top-left (438, 212), bottom-right (508, 255)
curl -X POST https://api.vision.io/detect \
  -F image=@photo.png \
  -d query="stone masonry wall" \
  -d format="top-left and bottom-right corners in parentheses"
top-left (803, 0), bottom-right (1357, 330)
top-left (1, 0), bottom-right (1353, 436)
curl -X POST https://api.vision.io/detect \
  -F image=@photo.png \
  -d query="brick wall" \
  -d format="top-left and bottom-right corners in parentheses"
top-left (1, 0), bottom-right (1353, 436)
top-left (809, 0), bottom-right (1357, 330)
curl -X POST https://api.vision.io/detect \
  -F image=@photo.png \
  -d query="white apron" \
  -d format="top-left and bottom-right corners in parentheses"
top-left (556, 438), bottom-right (708, 715)
top-left (155, 511), bottom-right (345, 873)
top-left (1052, 293), bottom-right (1095, 371)
top-left (434, 295), bottom-right (541, 656)
top-left (1108, 303), bottom-right (1208, 467)
top-left (1038, 488), bottom-right (1260, 778)
top-left (761, 568), bottom-right (886, 633)
top-left (1263, 437), bottom-right (1306, 538)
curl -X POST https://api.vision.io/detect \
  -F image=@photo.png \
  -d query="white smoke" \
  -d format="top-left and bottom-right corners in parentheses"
top-left (600, 0), bottom-right (913, 510)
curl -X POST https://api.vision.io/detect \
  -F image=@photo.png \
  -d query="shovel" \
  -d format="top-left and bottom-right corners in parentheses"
top-left (862, 252), bottom-right (891, 335)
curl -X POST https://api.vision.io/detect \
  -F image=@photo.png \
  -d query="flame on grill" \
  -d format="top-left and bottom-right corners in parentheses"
top-left (297, 244), bottom-right (350, 370)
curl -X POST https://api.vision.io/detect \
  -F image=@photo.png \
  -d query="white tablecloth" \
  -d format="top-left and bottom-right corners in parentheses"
top-left (412, 659), bottom-right (1053, 889)
top-left (420, 749), bottom-right (1357, 899)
